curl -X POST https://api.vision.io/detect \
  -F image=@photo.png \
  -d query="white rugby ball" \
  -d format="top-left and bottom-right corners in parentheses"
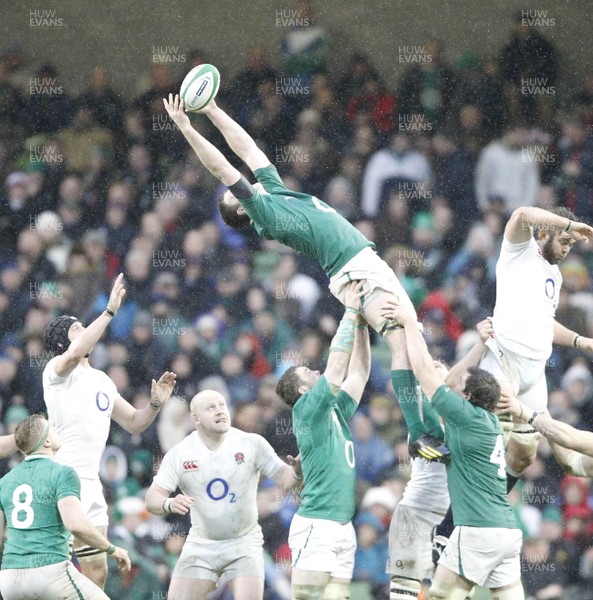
top-left (180, 64), bottom-right (220, 113)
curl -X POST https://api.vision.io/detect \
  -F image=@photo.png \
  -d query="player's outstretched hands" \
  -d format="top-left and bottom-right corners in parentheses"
top-left (163, 94), bottom-right (191, 130)
top-left (107, 273), bottom-right (126, 314)
top-left (170, 493), bottom-right (194, 515)
top-left (568, 220), bottom-right (593, 243)
top-left (344, 281), bottom-right (366, 315)
top-left (380, 297), bottom-right (415, 327)
top-left (150, 371), bottom-right (177, 409)
top-left (477, 318), bottom-right (494, 343)
top-left (111, 546), bottom-right (132, 572)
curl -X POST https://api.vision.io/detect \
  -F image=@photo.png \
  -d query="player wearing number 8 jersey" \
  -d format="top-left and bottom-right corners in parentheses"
top-left (382, 299), bottom-right (524, 600)
top-left (145, 389), bottom-right (302, 600)
top-left (0, 415), bottom-right (130, 600)
top-left (276, 282), bottom-right (370, 600)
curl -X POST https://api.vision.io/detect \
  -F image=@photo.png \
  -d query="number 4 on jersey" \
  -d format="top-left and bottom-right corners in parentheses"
top-left (489, 434), bottom-right (506, 478)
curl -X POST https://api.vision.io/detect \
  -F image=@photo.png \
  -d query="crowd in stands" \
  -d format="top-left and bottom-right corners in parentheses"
top-left (1, 4), bottom-right (593, 598)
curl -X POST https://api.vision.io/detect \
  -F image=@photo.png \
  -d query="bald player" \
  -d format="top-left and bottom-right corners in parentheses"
top-left (145, 390), bottom-right (303, 600)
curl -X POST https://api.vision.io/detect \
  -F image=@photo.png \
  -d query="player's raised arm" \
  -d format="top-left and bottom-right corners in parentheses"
top-left (163, 94), bottom-right (241, 186)
top-left (505, 206), bottom-right (593, 244)
top-left (553, 319), bottom-right (593, 352)
top-left (444, 318), bottom-right (490, 390)
top-left (111, 371), bottom-right (177, 434)
top-left (324, 282), bottom-right (366, 389)
top-left (340, 315), bottom-right (371, 405)
top-left (53, 273), bottom-right (126, 377)
top-left (381, 299), bottom-right (443, 399)
top-left (201, 99), bottom-right (270, 172)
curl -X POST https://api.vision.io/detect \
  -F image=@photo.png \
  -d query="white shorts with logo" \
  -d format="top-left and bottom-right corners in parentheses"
top-left (481, 338), bottom-right (548, 412)
top-left (173, 529), bottom-right (264, 582)
top-left (289, 513), bottom-right (356, 580)
top-left (388, 504), bottom-right (446, 582)
top-left (79, 478), bottom-right (108, 528)
top-left (329, 247), bottom-right (417, 318)
top-left (439, 526), bottom-right (522, 588)
top-left (0, 560), bottom-right (105, 600)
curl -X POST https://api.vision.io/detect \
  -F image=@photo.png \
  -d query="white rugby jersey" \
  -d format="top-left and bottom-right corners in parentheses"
top-left (400, 458), bottom-right (449, 515)
top-left (43, 357), bottom-right (118, 479)
top-left (492, 237), bottom-right (561, 361)
top-left (154, 428), bottom-right (285, 541)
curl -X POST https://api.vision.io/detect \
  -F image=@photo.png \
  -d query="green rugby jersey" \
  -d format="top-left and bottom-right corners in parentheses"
top-left (431, 385), bottom-right (517, 529)
top-left (0, 455), bottom-right (80, 569)
top-left (293, 375), bottom-right (357, 522)
top-left (240, 165), bottom-right (372, 277)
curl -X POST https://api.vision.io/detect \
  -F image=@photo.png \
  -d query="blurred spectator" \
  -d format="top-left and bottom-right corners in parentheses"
top-left (353, 512), bottom-right (389, 599)
top-left (398, 39), bottom-right (456, 131)
top-left (77, 66), bottom-right (125, 135)
top-left (521, 537), bottom-right (566, 600)
top-left (351, 413), bottom-right (395, 485)
top-left (361, 132), bottom-right (432, 218)
top-left (500, 11), bottom-right (559, 128)
top-left (27, 64), bottom-right (73, 134)
top-left (475, 125), bottom-right (539, 213)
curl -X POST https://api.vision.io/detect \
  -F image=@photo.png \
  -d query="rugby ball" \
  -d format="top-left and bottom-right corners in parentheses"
top-left (180, 64), bottom-right (220, 113)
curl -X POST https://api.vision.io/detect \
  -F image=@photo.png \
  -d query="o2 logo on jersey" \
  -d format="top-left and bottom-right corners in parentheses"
top-left (544, 278), bottom-right (556, 300)
top-left (206, 478), bottom-right (236, 503)
top-left (95, 391), bottom-right (110, 412)
top-left (183, 461), bottom-right (198, 471)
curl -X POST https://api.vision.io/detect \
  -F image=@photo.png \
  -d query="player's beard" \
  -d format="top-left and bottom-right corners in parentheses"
top-left (541, 235), bottom-right (560, 265)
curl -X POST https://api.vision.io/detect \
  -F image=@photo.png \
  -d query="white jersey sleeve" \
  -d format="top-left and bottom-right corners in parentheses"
top-left (254, 434), bottom-right (286, 480)
top-left (492, 237), bottom-right (561, 360)
top-left (153, 446), bottom-right (181, 493)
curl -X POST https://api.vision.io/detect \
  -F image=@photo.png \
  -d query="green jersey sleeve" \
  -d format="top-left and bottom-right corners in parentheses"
top-left (253, 165), bottom-right (288, 194)
top-left (431, 384), bottom-right (480, 427)
top-left (55, 466), bottom-right (80, 502)
top-left (335, 389), bottom-right (358, 421)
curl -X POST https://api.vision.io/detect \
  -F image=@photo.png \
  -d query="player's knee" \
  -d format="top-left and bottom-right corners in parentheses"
top-left (489, 582), bottom-right (524, 600)
top-left (322, 582), bottom-right (350, 600)
top-left (507, 433), bottom-right (539, 473)
top-left (292, 584), bottom-right (325, 600)
top-left (79, 553), bottom-right (108, 588)
top-left (390, 576), bottom-right (420, 599)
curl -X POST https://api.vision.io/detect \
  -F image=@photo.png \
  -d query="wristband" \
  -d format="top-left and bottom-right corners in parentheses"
top-left (150, 400), bottom-right (162, 411)
top-left (163, 498), bottom-right (173, 514)
top-left (105, 307), bottom-right (116, 318)
top-left (528, 411), bottom-right (541, 426)
top-left (292, 468), bottom-right (303, 481)
top-left (573, 334), bottom-right (581, 348)
top-left (106, 543), bottom-right (116, 555)
top-left (564, 220), bottom-right (572, 233)
top-left (345, 307), bottom-right (359, 315)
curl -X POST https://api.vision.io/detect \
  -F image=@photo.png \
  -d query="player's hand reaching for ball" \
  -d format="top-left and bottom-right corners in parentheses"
top-left (150, 371), bottom-right (177, 409)
top-left (107, 273), bottom-right (126, 315)
top-left (170, 493), bottom-right (194, 515)
top-left (163, 94), bottom-right (191, 130)
top-left (112, 546), bottom-right (132, 572)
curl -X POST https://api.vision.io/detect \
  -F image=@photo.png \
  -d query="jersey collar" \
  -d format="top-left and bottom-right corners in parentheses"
top-left (24, 454), bottom-right (53, 461)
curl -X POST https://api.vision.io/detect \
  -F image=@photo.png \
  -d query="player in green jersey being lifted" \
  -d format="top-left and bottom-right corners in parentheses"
top-left (381, 299), bottom-right (524, 600)
top-left (0, 414), bottom-right (130, 600)
top-left (164, 93), bottom-right (447, 463)
top-left (276, 281), bottom-right (370, 600)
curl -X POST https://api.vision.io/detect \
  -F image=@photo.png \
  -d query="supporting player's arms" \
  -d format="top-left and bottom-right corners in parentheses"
top-left (549, 442), bottom-right (593, 477)
top-left (145, 482), bottom-right (194, 516)
top-left (111, 371), bottom-right (177, 434)
top-left (381, 299), bottom-right (443, 399)
top-left (340, 322), bottom-right (370, 405)
top-left (444, 318), bottom-right (490, 389)
top-left (324, 282), bottom-right (366, 388)
top-left (505, 206), bottom-right (593, 244)
top-left (163, 94), bottom-right (241, 186)
top-left (57, 496), bottom-right (131, 571)
top-left (202, 99), bottom-right (270, 172)
top-left (553, 319), bottom-right (593, 352)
